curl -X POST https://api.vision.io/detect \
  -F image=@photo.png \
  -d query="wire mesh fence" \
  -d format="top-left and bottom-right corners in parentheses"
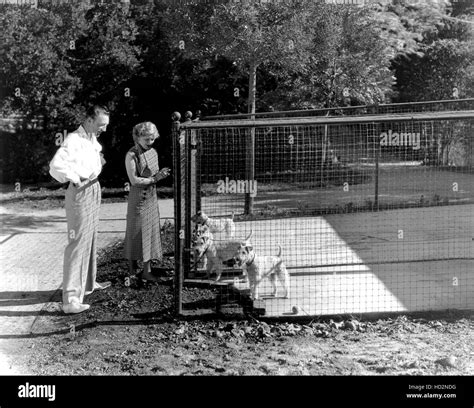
top-left (173, 104), bottom-right (474, 318)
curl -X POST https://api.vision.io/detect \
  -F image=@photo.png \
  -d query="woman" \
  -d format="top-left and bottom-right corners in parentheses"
top-left (124, 121), bottom-right (170, 284)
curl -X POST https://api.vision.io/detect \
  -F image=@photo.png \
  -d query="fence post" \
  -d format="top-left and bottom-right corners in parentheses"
top-left (186, 111), bottom-right (198, 219)
top-left (172, 112), bottom-right (183, 316)
top-left (184, 112), bottom-right (193, 280)
top-left (193, 111), bottom-right (202, 214)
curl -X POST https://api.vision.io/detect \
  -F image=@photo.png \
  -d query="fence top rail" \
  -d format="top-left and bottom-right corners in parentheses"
top-left (180, 110), bottom-right (474, 130)
top-left (200, 98), bottom-right (474, 121)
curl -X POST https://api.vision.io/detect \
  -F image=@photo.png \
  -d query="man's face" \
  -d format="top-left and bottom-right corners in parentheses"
top-left (90, 114), bottom-right (110, 137)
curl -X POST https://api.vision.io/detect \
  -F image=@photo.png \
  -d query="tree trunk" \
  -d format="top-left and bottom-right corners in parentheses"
top-left (322, 64), bottom-right (336, 172)
top-left (244, 62), bottom-right (257, 215)
top-left (437, 123), bottom-right (453, 166)
top-left (322, 112), bottom-right (330, 164)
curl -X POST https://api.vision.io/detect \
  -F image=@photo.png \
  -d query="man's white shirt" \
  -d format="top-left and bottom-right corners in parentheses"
top-left (49, 125), bottom-right (103, 185)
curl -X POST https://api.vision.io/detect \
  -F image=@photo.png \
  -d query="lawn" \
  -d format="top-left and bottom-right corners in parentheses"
top-left (197, 164), bottom-right (474, 219)
top-left (0, 183), bottom-right (173, 211)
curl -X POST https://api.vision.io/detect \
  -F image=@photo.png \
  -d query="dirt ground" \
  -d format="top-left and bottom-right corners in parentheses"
top-left (15, 237), bottom-right (474, 378)
top-left (26, 309), bottom-right (474, 377)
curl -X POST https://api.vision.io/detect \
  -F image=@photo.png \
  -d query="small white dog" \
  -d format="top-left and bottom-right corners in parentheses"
top-left (191, 223), bottom-right (213, 270)
top-left (234, 243), bottom-right (290, 300)
top-left (191, 210), bottom-right (236, 239)
top-left (192, 227), bottom-right (252, 282)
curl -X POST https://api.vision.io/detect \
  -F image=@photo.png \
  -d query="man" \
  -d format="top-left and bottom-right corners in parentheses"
top-left (49, 105), bottom-right (112, 314)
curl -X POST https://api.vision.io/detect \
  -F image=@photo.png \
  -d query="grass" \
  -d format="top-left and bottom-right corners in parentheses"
top-left (0, 183), bottom-right (173, 211)
top-left (197, 164), bottom-right (474, 220)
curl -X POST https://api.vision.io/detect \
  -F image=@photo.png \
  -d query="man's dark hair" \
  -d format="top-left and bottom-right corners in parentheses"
top-left (86, 105), bottom-right (110, 119)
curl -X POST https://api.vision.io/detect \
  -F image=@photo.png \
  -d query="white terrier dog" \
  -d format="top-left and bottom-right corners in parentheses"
top-left (234, 243), bottom-right (290, 300)
top-left (192, 227), bottom-right (252, 282)
top-left (191, 210), bottom-right (236, 240)
top-left (191, 223), bottom-right (212, 270)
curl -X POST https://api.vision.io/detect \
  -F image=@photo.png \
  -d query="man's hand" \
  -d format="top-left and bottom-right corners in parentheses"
top-left (73, 177), bottom-right (89, 187)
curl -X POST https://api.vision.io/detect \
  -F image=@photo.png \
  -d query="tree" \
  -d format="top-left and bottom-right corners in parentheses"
top-left (0, 3), bottom-right (142, 184)
top-left (261, 0), bottom-right (454, 111)
top-left (395, 38), bottom-right (474, 102)
top-left (70, 4), bottom-right (141, 110)
top-left (0, 5), bottom-right (86, 129)
top-left (67, 3), bottom-right (142, 185)
top-left (0, 4), bottom-right (88, 183)
top-left (392, 2), bottom-right (474, 165)
top-left (209, 1), bottom-right (318, 213)
top-left (393, 3), bottom-right (474, 102)
top-left (164, 0), bottom-right (315, 213)
top-left (205, 1), bottom-right (313, 116)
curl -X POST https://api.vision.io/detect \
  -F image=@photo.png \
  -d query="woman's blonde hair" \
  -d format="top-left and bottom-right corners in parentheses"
top-left (132, 121), bottom-right (159, 144)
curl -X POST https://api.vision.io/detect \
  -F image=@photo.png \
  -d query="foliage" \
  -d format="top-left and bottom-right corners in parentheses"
top-left (393, 7), bottom-right (474, 102)
top-left (262, 4), bottom-right (396, 109)
top-left (163, 0), bottom-right (314, 114)
top-left (395, 38), bottom-right (474, 102)
top-left (261, 0), bottom-right (457, 110)
top-left (71, 4), bottom-right (141, 112)
top-left (390, 3), bottom-right (474, 165)
top-left (0, 3), bottom-right (142, 184)
top-left (0, 6), bottom-right (85, 129)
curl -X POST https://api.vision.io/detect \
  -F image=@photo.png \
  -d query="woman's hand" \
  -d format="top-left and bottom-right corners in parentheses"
top-left (153, 168), bottom-right (171, 183)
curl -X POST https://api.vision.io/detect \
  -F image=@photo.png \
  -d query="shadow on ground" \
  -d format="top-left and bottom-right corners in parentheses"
top-left (0, 290), bottom-right (61, 307)
top-left (0, 213), bottom-right (65, 235)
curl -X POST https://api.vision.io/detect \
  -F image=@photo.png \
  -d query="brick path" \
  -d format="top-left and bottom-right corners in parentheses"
top-left (0, 200), bottom-right (174, 374)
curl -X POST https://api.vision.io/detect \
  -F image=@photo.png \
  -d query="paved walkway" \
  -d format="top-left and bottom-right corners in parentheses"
top-left (0, 199), bottom-right (174, 374)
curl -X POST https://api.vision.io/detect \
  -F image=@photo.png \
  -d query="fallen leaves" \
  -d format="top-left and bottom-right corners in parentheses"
top-left (435, 356), bottom-right (457, 369)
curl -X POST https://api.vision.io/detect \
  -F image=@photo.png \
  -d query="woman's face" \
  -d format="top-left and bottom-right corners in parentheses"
top-left (138, 133), bottom-right (156, 149)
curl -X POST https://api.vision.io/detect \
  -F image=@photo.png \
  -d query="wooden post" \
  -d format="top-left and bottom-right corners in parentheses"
top-left (171, 112), bottom-right (183, 315)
